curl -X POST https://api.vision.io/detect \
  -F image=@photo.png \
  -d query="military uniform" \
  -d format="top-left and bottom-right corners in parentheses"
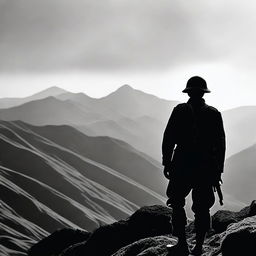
top-left (162, 97), bottom-right (226, 236)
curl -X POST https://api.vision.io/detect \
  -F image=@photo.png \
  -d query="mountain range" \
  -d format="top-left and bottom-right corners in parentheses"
top-left (0, 85), bottom-right (255, 255)
top-left (1, 85), bottom-right (256, 160)
top-left (0, 86), bottom-right (67, 109)
top-left (0, 85), bottom-right (178, 161)
top-left (0, 120), bottom-right (166, 254)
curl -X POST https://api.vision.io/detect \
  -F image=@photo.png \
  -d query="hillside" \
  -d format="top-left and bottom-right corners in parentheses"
top-left (0, 85), bottom-right (178, 161)
top-left (223, 144), bottom-right (256, 204)
top-left (0, 120), bottom-right (166, 254)
top-left (222, 106), bottom-right (256, 157)
top-left (1, 86), bottom-right (256, 160)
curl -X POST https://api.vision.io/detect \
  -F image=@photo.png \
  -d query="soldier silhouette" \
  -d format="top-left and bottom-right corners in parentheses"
top-left (162, 76), bottom-right (226, 255)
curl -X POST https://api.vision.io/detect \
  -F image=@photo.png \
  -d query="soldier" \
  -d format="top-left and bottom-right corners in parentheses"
top-left (162, 76), bottom-right (226, 255)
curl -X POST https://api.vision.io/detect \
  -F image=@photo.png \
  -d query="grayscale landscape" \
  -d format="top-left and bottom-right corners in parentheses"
top-left (0, 86), bottom-right (256, 255)
top-left (1, 1), bottom-right (256, 255)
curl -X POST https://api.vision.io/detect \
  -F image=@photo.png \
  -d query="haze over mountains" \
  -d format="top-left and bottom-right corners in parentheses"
top-left (0, 85), bottom-right (255, 255)
top-left (223, 144), bottom-right (256, 205)
top-left (222, 106), bottom-right (256, 157)
top-left (0, 85), bottom-right (178, 160)
top-left (0, 86), bottom-right (68, 109)
top-left (1, 85), bottom-right (255, 160)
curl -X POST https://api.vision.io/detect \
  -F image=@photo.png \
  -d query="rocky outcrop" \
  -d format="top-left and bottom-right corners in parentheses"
top-left (221, 216), bottom-right (256, 256)
top-left (112, 236), bottom-right (176, 256)
top-left (28, 202), bottom-right (256, 256)
top-left (61, 205), bottom-right (172, 256)
top-left (212, 200), bottom-right (256, 233)
top-left (27, 228), bottom-right (90, 256)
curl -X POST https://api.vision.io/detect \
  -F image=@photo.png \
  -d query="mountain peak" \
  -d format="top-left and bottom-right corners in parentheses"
top-left (33, 86), bottom-right (68, 98)
top-left (116, 84), bottom-right (134, 93)
top-left (120, 84), bottom-right (133, 89)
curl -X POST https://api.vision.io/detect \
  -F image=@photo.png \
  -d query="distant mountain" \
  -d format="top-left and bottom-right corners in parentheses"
top-left (76, 116), bottom-right (166, 161)
top-left (1, 85), bottom-right (256, 160)
top-left (0, 97), bottom-right (104, 125)
top-left (0, 86), bottom-right (68, 109)
top-left (57, 85), bottom-right (177, 161)
top-left (0, 85), bottom-right (178, 161)
top-left (57, 85), bottom-right (178, 122)
top-left (222, 106), bottom-right (256, 157)
top-left (223, 144), bottom-right (256, 205)
top-left (0, 120), bottom-right (166, 252)
top-left (97, 85), bottom-right (178, 121)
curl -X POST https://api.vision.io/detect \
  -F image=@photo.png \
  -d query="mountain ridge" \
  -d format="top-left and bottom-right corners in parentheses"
top-left (0, 86), bottom-right (68, 109)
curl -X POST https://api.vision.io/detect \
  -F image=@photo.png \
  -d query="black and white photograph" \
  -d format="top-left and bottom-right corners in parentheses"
top-left (0, 1), bottom-right (256, 255)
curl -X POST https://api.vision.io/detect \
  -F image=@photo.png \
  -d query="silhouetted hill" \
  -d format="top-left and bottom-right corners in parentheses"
top-left (0, 86), bottom-right (68, 109)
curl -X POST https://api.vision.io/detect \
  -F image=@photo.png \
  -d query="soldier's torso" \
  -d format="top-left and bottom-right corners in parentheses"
top-left (171, 102), bottom-right (221, 173)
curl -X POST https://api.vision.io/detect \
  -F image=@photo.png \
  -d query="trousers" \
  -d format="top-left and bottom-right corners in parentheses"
top-left (166, 172), bottom-right (215, 236)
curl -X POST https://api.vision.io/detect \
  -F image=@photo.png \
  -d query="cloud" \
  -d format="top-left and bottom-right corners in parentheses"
top-left (0, 0), bottom-right (255, 72)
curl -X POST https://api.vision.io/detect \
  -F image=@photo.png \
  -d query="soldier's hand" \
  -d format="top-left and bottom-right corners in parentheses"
top-left (212, 173), bottom-right (223, 191)
top-left (163, 165), bottom-right (172, 179)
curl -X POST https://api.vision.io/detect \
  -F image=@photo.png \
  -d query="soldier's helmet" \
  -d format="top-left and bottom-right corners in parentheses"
top-left (182, 76), bottom-right (211, 93)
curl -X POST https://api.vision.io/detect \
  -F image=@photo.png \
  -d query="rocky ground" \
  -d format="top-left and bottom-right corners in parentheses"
top-left (28, 201), bottom-right (256, 256)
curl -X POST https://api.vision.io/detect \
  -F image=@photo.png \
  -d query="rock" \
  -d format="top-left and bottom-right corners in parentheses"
top-left (61, 205), bottom-right (172, 256)
top-left (221, 216), bottom-right (256, 256)
top-left (128, 205), bottom-right (173, 236)
top-left (28, 228), bottom-right (90, 256)
top-left (112, 234), bottom-right (224, 256)
top-left (248, 200), bottom-right (256, 216)
top-left (111, 236), bottom-right (176, 256)
top-left (61, 220), bottom-right (131, 256)
top-left (212, 210), bottom-right (241, 233)
top-left (211, 201), bottom-right (256, 233)
top-left (28, 201), bottom-right (256, 256)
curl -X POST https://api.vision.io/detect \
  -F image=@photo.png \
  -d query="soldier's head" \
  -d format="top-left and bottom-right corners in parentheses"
top-left (183, 76), bottom-right (210, 99)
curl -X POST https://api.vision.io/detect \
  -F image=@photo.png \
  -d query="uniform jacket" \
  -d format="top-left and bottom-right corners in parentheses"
top-left (162, 98), bottom-right (226, 176)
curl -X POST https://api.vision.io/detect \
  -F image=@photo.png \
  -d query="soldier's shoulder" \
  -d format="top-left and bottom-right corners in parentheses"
top-left (205, 104), bottom-right (221, 114)
top-left (175, 103), bottom-right (188, 110)
top-left (171, 103), bottom-right (188, 114)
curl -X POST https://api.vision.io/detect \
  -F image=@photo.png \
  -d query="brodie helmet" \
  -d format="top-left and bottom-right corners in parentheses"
top-left (182, 76), bottom-right (211, 93)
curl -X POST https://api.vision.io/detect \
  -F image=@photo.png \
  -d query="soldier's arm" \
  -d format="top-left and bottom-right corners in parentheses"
top-left (216, 111), bottom-right (226, 173)
top-left (162, 107), bottom-right (178, 166)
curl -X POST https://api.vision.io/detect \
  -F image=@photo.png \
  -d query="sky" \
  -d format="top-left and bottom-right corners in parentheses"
top-left (0, 0), bottom-right (256, 110)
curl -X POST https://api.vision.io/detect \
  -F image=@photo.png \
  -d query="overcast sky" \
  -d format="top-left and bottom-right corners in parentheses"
top-left (0, 0), bottom-right (256, 110)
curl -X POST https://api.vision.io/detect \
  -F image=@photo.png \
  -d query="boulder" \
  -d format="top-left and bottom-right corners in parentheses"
top-left (212, 200), bottom-right (256, 233)
top-left (221, 216), bottom-right (256, 256)
top-left (111, 236), bottom-right (176, 256)
top-left (28, 201), bottom-right (256, 256)
top-left (28, 228), bottom-right (90, 256)
top-left (248, 200), bottom-right (256, 216)
top-left (61, 205), bottom-right (172, 256)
